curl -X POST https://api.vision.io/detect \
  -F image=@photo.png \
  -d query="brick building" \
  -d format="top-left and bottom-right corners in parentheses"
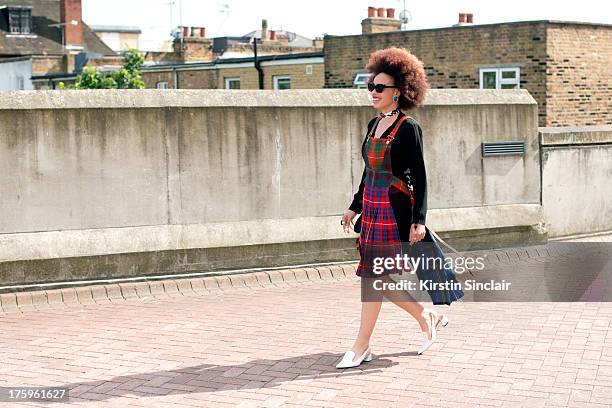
top-left (140, 19), bottom-right (324, 90)
top-left (0, 0), bottom-right (118, 90)
top-left (324, 7), bottom-right (612, 126)
top-left (142, 19), bottom-right (322, 64)
top-left (142, 51), bottom-right (324, 90)
top-left (29, 17), bottom-right (325, 90)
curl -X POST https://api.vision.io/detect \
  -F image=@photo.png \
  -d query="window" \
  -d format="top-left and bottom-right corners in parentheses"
top-left (273, 76), bottom-right (291, 90)
top-left (225, 77), bottom-right (240, 89)
top-left (16, 76), bottom-right (24, 90)
top-left (156, 81), bottom-right (169, 89)
top-left (6, 7), bottom-right (32, 34)
top-left (479, 67), bottom-right (520, 89)
top-left (305, 65), bottom-right (313, 75)
top-left (353, 73), bottom-right (371, 89)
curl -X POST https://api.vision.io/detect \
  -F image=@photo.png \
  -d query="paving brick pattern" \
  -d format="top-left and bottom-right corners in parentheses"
top-left (1, 250), bottom-right (612, 407)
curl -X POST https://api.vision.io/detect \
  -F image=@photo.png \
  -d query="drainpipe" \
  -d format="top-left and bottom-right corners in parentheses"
top-left (173, 66), bottom-right (179, 89)
top-left (252, 37), bottom-right (264, 89)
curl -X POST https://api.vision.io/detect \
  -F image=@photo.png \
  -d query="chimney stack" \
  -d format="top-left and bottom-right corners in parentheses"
top-left (362, 5), bottom-right (401, 34)
top-left (60, 0), bottom-right (83, 51)
top-left (261, 19), bottom-right (268, 40)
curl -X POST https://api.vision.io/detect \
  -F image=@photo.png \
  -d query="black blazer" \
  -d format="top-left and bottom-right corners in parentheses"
top-left (348, 112), bottom-right (428, 242)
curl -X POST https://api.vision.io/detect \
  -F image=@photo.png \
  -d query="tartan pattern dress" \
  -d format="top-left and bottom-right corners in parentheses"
top-left (356, 115), bottom-right (413, 277)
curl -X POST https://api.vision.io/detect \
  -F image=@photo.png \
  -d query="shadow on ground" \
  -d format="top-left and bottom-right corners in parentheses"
top-left (60, 350), bottom-right (419, 402)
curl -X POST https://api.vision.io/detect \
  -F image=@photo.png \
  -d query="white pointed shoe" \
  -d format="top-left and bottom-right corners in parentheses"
top-left (418, 309), bottom-right (442, 355)
top-left (437, 314), bottom-right (449, 330)
top-left (336, 346), bottom-right (373, 368)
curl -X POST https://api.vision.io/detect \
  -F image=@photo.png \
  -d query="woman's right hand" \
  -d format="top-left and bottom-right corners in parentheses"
top-left (341, 210), bottom-right (357, 234)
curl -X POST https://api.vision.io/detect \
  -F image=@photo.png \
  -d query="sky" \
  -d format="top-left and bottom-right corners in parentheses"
top-left (82, 0), bottom-right (612, 51)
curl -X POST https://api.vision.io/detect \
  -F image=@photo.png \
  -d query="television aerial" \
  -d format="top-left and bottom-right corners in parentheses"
top-left (216, 2), bottom-right (231, 33)
top-left (398, 0), bottom-right (412, 30)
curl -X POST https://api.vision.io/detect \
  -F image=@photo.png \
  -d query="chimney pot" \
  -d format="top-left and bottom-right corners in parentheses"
top-left (191, 26), bottom-right (197, 37)
top-left (466, 13), bottom-right (473, 23)
top-left (270, 30), bottom-right (275, 40)
top-left (377, 7), bottom-right (385, 18)
top-left (200, 27), bottom-right (206, 37)
top-left (386, 8), bottom-right (395, 19)
top-left (183, 26), bottom-right (189, 37)
top-left (459, 13), bottom-right (466, 23)
top-left (368, 6), bottom-right (376, 18)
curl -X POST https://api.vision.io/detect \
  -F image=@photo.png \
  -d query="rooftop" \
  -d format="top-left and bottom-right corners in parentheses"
top-left (90, 25), bottom-right (142, 34)
top-left (0, 0), bottom-right (114, 56)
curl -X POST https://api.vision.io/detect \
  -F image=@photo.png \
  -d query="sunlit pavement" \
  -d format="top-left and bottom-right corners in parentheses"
top-left (1, 234), bottom-right (611, 407)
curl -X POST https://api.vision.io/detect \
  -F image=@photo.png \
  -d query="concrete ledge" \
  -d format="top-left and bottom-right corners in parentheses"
top-left (0, 215), bottom-right (354, 263)
top-left (0, 89), bottom-right (536, 110)
top-left (427, 203), bottom-right (544, 233)
top-left (0, 204), bottom-right (547, 288)
top-left (0, 223), bottom-right (546, 290)
top-left (0, 238), bottom-right (361, 288)
top-left (0, 237), bottom-right (581, 312)
top-left (540, 125), bottom-right (612, 145)
top-left (0, 204), bottom-right (545, 263)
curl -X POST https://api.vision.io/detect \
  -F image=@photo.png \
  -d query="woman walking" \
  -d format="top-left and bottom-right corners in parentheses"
top-left (338, 47), bottom-right (460, 368)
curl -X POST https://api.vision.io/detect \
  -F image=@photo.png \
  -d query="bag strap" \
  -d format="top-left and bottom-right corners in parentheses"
top-left (425, 225), bottom-right (476, 277)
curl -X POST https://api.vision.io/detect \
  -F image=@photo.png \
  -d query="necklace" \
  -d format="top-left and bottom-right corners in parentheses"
top-left (378, 107), bottom-right (400, 118)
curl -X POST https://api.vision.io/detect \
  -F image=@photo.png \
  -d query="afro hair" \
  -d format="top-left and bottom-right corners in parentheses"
top-left (365, 46), bottom-right (430, 111)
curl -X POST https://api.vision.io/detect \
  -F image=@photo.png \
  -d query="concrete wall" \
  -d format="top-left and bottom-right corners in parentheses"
top-left (540, 125), bottom-right (612, 237)
top-left (0, 88), bottom-right (545, 287)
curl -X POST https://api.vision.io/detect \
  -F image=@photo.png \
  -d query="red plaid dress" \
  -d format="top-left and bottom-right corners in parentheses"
top-left (356, 115), bottom-right (413, 277)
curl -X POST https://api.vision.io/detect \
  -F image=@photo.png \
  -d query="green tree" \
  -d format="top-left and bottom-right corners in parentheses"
top-left (72, 48), bottom-right (145, 89)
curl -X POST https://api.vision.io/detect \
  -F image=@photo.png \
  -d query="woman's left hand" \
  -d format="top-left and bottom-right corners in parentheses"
top-left (409, 223), bottom-right (426, 245)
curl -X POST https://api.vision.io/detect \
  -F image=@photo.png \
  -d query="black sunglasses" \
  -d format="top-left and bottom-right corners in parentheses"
top-left (367, 82), bottom-right (398, 93)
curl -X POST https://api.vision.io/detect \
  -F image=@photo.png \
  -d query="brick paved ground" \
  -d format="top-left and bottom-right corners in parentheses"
top-left (1, 239), bottom-right (612, 407)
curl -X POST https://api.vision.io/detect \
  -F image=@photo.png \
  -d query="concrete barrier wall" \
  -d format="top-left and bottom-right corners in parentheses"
top-left (540, 125), bottom-right (612, 237)
top-left (0, 89), bottom-right (545, 287)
